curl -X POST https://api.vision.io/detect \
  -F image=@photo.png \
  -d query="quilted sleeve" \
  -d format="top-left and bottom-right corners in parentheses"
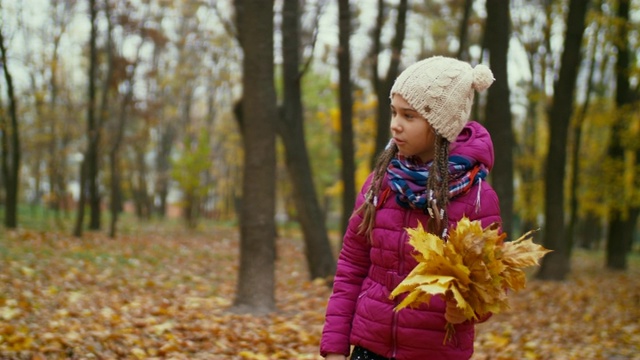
top-left (320, 178), bottom-right (372, 357)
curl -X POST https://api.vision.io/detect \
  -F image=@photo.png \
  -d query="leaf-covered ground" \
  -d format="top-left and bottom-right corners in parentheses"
top-left (1, 225), bottom-right (639, 360)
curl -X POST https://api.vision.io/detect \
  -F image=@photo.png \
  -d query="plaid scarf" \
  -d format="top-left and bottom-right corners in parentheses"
top-left (386, 154), bottom-right (488, 210)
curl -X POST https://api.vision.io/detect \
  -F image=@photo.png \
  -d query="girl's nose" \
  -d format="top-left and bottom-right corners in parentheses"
top-left (390, 116), bottom-right (401, 133)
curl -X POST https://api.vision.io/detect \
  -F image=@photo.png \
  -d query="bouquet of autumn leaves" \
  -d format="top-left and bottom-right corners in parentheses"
top-left (389, 217), bottom-right (551, 341)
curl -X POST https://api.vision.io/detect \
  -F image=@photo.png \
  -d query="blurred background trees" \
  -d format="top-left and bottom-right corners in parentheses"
top-left (1, 0), bottom-right (639, 310)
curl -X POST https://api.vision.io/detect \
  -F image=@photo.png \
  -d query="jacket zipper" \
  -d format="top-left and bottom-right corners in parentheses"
top-left (391, 209), bottom-right (412, 358)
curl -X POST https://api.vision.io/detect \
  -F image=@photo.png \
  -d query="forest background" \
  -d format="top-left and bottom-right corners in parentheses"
top-left (0, 0), bottom-right (639, 359)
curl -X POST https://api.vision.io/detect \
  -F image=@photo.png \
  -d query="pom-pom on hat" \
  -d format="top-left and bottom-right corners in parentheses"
top-left (390, 56), bottom-right (494, 142)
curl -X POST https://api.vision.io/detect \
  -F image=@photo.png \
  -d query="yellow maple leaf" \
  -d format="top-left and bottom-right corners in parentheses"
top-left (501, 232), bottom-right (550, 268)
top-left (390, 217), bottom-right (552, 342)
top-left (406, 223), bottom-right (443, 261)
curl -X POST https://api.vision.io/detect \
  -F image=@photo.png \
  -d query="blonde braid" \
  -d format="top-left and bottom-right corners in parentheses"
top-left (354, 144), bottom-right (399, 238)
top-left (426, 135), bottom-right (450, 237)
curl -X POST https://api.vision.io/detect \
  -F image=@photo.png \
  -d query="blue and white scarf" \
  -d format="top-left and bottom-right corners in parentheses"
top-left (386, 154), bottom-right (487, 210)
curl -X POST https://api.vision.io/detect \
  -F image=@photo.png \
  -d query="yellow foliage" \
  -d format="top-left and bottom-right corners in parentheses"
top-left (329, 108), bottom-right (341, 132)
top-left (355, 161), bottom-right (372, 191)
top-left (239, 351), bottom-right (270, 360)
top-left (324, 180), bottom-right (343, 197)
top-left (390, 218), bottom-right (551, 341)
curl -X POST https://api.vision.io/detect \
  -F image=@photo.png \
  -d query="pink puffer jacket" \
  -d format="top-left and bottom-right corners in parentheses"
top-left (320, 122), bottom-right (502, 359)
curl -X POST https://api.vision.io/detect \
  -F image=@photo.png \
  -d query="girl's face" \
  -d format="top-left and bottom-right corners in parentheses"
top-left (390, 94), bottom-right (436, 162)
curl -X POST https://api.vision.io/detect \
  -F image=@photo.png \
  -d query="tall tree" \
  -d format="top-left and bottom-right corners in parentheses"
top-left (155, 124), bottom-right (174, 218)
top-left (567, 0), bottom-right (602, 250)
top-left (280, 0), bottom-right (335, 280)
top-left (338, 0), bottom-right (355, 236)
top-left (370, 0), bottom-right (408, 167)
top-left (0, 26), bottom-right (21, 229)
top-left (512, 0), bottom-right (554, 235)
top-left (46, 0), bottom-right (78, 218)
top-left (101, 0), bottom-right (117, 237)
top-left (484, 0), bottom-right (514, 237)
top-left (74, 0), bottom-right (100, 237)
top-left (108, 4), bottom-right (147, 238)
top-left (173, 2), bottom-right (208, 228)
top-left (232, 0), bottom-right (278, 314)
top-left (537, 0), bottom-right (590, 281)
top-left (456, 0), bottom-right (474, 61)
top-left (605, 0), bottom-right (637, 270)
top-left (153, 48), bottom-right (174, 220)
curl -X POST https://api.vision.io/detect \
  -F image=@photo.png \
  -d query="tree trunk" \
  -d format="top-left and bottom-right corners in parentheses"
top-left (537, 0), bottom-right (590, 281)
top-left (48, 33), bottom-right (63, 215)
top-left (232, 0), bottom-right (277, 314)
top-left (75, 0), bottom-right (100, 236)
top-left (484, 0), bottom-right (514, 238)
top-left (179, 90), bottom-right (197, 228)
top-left (0, 27), bottom-right (21, 229)
top-left (578, 213), bottom-right (603, 250)
top-left (135, 146), bottom-right (152, 219)
top-left (0, 99), bottom-right (4, 205)
top-left (58, 105), bottom-right (74, 219)
top-left (606, 0), bottom-right (633, 271)
top-left (456, 0), bottom-right (473, 61)
top-left (338, 0), bottom-right (356, 236)
top-left (369, 0), bottom-right (383, 167)
top-left (87, 135), bottom-right (101, 230)
top-left (108, 153), bottom-right (122, 238)
top-left (280, 0), bottom-right (336, 280)
top-left (517, 2), bottom-right (552, 236)
top-left (29, 74), bottom-right (45, 210)
top-left (73, 160), bottom-right (87, 237)
top-left (46, 0), bottom-right (76, 219)
top-left (155, 125), bottom-right (175, 218)
top-left (371, 0), bottom-right (408, 167)
top-left (148, 39), bottom-right (172, 219)
top-left (109, 57), bottom-right (136, 238)
top-left (101, 1), bottom-right (122, 239)
top-left (567, 0), bottom-right (601, 249)
top-left (519, 93), bottom-right (540, 235)
top-left (87, 0), bottom-right (102, 230)
top-left (606, 210), bottom-right (636, 269)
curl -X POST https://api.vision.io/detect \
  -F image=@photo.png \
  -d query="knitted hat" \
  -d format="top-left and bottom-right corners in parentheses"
top-left (390, 56), bottom-right (494, 142)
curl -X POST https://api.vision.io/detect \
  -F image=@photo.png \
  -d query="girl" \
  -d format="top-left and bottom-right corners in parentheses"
top-left (320, 56), bottom-right (502, 360)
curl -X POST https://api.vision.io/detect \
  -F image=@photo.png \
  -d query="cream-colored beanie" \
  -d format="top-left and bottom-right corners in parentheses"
top-left (390, 56), bottom-right (494, 142)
